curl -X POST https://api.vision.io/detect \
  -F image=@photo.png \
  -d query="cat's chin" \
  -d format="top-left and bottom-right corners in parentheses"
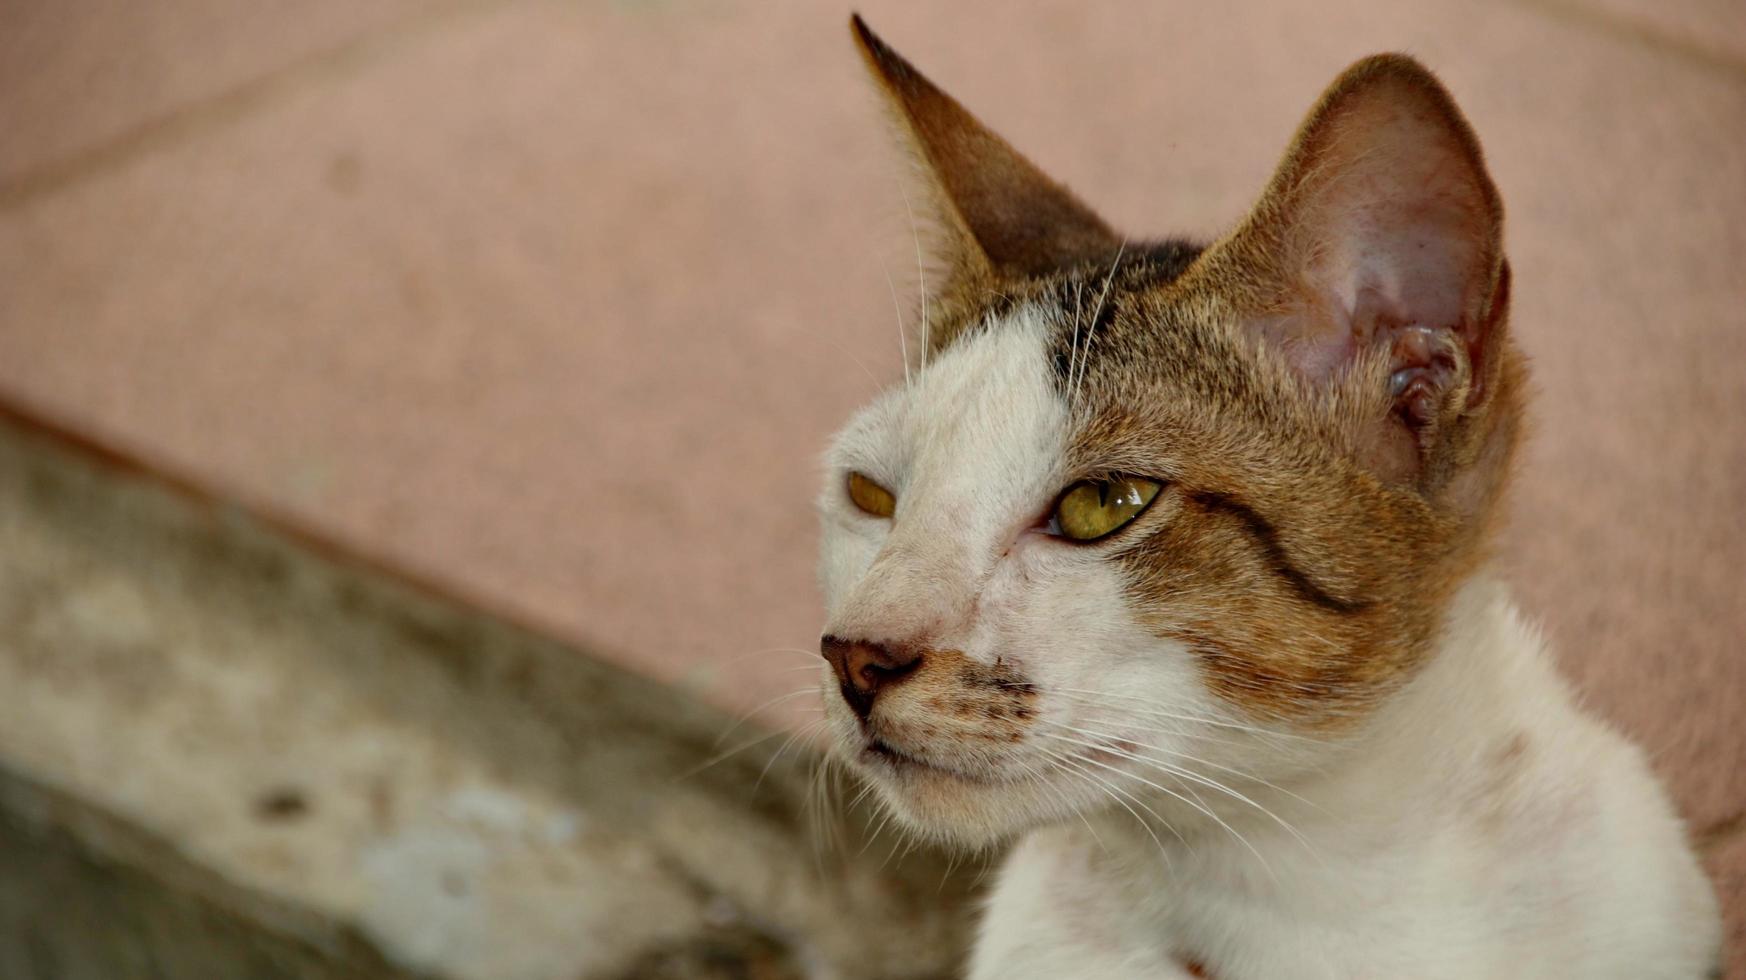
top-left (849, 741), bottom-right (1049, 848)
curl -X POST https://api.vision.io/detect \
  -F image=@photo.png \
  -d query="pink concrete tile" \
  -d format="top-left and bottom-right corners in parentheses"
top-left (1555, 0), bottom-right (1746, 67)
top-left (0, 0), bottom-right (422, 182)
top-left (0, 1), bottom-right (905, 734)
top-left (0, 0), bottom-right (1741, 852)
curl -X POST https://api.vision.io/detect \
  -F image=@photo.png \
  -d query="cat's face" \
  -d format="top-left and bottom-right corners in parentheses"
top-left (818, 19), bottom-right (1521, 846)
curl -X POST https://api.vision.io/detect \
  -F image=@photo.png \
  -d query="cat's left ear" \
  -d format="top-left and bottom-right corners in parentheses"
top-left (850, 15), bottom-right (1120, 292)
top-left (1206, 54), bottom-right (1511, 490)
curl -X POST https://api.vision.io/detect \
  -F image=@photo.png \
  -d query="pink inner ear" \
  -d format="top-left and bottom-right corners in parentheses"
top-left (1257, 89), bottom-right (1497, 390)
top-left (1278, 211), bottom-right (1478, 380)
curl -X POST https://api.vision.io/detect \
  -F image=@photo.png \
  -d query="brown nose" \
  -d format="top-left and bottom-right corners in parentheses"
top-left (820, 636), bottom-right (923, 721)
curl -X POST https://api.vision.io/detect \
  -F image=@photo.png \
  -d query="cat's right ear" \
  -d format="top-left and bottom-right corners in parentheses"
top-left (850, 15), bottom-right (1120, 295)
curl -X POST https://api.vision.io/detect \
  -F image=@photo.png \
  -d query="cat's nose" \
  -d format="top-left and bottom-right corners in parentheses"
top-left (820, 636), bottom-right (923, 721)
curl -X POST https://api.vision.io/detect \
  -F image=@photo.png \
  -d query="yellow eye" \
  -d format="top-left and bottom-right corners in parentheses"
top-left (846, 471), bottom-right (896, 517)
top-left (1050, 476), bottom-right (1162, 541)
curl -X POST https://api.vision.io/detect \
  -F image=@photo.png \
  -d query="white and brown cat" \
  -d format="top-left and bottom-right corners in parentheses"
top-left (814, 16), bottom-right (1722, 979)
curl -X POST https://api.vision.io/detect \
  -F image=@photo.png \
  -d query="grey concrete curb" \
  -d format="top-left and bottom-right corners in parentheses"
top-left (0, 406), bottom-right (981, 979)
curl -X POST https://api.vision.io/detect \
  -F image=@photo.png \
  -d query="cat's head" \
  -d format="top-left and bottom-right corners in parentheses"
top-left (817, 16), bottom-right (1522, 847)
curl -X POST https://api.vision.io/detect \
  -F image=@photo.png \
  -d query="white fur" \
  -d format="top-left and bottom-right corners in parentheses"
top-left (816, 314), bottom-right (1720, 978)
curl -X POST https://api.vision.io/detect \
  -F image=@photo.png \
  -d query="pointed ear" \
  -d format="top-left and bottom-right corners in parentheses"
top-left (1212, 54), bottom-right (1511, 488)
top-left (850, 14), bottom-right (1119, 285)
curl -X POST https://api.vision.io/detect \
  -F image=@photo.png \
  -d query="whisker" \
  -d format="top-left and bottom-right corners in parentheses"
top-left (712, 687), bottom-right (819, 748)
top-left (897, 178), bottom-right (930, 371)
top-left (879, 255), bottom-right (911, 389)
top-left (1057, 756), bottom-right (1178, 871)
top-left (753, 719), bottom-right (827, 798)
top-left (773, 663), bottom-right (829, 674)
top-left (1149, 760), bottom-right (1319, 861)
top-left (1073, 239), bottom-right (1127, 405)
top-left (811, 332), bottom-right (884, 393)
top-left (939, 849), bottom-right (960, 895)
top-left (1067, 278), bottom-right (1085, 399)
top-left (675, 728), bottom-right (790, 781)
top-left (1065, 785), bottom-right (1112, 856)
top-left (1017, 747), bottom-right (1112, 856)
top-left (1039, 732), bottom-right (1276, 880)
top-left (847, 780), bottom-right (878, 812)
top-left (804, 753), bottom-right (841, 869)
top-left (1052, 720), bottom-right (1321, 814)
top-left (1040, 702), bottom-right (1250, 750)
top-left (1055, 723), bottom-right (1320, 865)
top-left (1144, 745), bottom-right (1319, 820)
top-left (861, 797), bottom-right (898, 858)
top-left (879, 819), bottom-right (909, 872)
top-left (1049, 688), bottom-right (1317, 743)
top-left (897, 826), bottom-right (923, 863)
top-left (970, 857), bottom-right (997, 892)
top-left (1047, 704), bottom-right (1271, 749)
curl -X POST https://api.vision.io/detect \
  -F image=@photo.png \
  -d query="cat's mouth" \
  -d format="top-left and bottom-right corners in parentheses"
top-left (860, 737), bottom-right (1000, 785)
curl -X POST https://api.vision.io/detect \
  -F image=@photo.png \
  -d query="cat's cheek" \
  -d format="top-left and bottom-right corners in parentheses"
top-left (1016, 559), bottom-right (1225, 738)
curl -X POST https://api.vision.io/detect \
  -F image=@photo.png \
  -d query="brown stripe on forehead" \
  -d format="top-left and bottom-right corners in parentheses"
top-left (1046, 239), bottom-right (1203, 389)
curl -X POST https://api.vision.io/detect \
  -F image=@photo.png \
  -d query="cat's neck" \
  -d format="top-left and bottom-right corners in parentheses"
top-left (1304, 575), bottom-right (1578, 823)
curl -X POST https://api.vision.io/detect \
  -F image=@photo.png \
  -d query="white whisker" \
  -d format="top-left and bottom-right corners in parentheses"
top-left (676, 728), bottom-right (789, 780)
top-left (753, 718), bottom-right (827, 797)
top-left (1057, 755), bottom-right (1179, 871)
top-left (1040, 731), bottom-right (1276, 880)
top-left (897, 178), bottom-right (930, 371)
top-left (1024, 750), bottom-right (1111, 854)
top-left (879, 256), bottom-right (911, 388)
top-left (1050, 687), bottom-right (1317, 743)
top-left (1058, 720), bottom-right (1320, 864)
top-left (1073, 239), bottom-right (1127, 405)
top-left (862, 801), bottom-right (899, 858)
top-left (712, 686), bottom-right (820, 748)
top-left (1067, 278), bottom-right (1085, 399)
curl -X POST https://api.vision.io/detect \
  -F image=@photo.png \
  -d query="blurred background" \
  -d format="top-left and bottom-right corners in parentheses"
top-left (1, 0), bottom-right (1743, 976)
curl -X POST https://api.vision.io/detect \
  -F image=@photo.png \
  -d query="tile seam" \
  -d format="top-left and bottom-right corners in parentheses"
top-left (0, 0), bottom-right (515, 215)
top-left (1505, 0), bottom-right (1746, 80)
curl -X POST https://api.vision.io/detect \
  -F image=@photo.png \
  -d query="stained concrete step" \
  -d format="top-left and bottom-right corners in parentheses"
top-left (0, 408), bottom-right (979, 979)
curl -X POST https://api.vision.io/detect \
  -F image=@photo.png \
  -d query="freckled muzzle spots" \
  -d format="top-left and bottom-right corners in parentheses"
top-left (868, 649), bottom-right (1040, 752)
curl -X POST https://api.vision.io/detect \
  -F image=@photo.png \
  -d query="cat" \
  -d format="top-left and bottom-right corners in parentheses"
top-left (813, 15), bottom-right (1724, 980)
